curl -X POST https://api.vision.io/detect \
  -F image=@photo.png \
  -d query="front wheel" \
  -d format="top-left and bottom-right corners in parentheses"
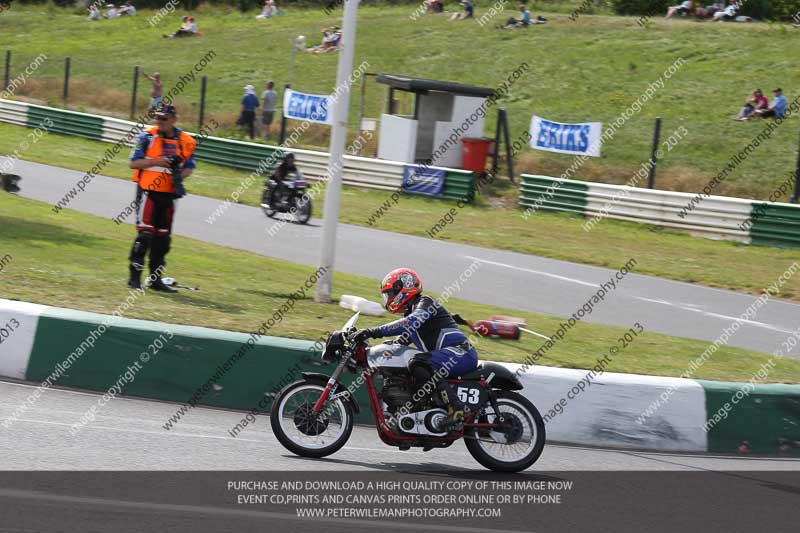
top-left (291, 194), bottom-right (312, 224)
top-left (465, 390), bottom-right (546, 473)
top-left (270, 380), bottom-right (353, 458)
top-left (261, 187), bottom-right (276, 218)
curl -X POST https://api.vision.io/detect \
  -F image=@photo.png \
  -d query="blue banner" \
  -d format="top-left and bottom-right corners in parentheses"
top-left (402, 166), bottom-right (445, 197)
top-left (283, 89), bottom-right (333, 125)
top-left (529, 115), bottom-right (602, 157)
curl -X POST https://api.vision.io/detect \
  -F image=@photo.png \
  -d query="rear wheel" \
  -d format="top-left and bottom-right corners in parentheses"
top-left (270, 380), bottom-right (353, 458)
top-left (465, 390), bottom-right (545, 472)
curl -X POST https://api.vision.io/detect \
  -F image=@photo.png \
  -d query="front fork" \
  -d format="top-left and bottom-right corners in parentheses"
top-left (311, 355), bottom-right (349, 413)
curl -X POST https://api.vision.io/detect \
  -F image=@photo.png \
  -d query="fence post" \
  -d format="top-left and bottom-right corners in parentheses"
top-left (130, 66), bottom-right (139, 119)
top-left (792, 130), bottom-right (800, 203)
top-left (501, 108), bottom-right (514, 183)
top-left (62, 57), bottom-right (71, 104)
top-left (3, 50), bottom-right (10, 93)
top-left (647, 117), bottom-right (662, 189)
top-left (279, 83), bottom-right (290, 145)
top-left (198, 75), bottom-right (207, 131)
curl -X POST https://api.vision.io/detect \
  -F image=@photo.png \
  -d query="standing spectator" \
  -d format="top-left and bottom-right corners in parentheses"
top-left (142, 71), bottom-right (163, 111)
top-left (239, 85), bottom-right (260, 140)
top-left (735, 89), bottom-right (768, 121)
top-left (754, 88), bottom-right (788, 119)
top-left (127, 104), bottom-right (197, 292)
top-left (261, 81), bottom-right (277, 139)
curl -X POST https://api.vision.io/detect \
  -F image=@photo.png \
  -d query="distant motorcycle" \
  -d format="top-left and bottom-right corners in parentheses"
top-left (270, 313), bottom-right (546, 472)
top-left (260, 172), bottom-right (312, 224)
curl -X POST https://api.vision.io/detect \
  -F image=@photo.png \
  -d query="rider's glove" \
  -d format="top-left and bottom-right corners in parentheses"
top-left (353, 328), bottom-right (378, 343)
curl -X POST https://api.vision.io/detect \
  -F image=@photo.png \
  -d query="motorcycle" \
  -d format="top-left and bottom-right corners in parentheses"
top-left (260, 172), bottom-right (312, 224)
top-left (270, 313), bottom-right (546, 472)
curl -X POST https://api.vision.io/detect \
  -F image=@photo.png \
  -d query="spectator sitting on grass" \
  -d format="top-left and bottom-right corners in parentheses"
top-left (306, 27), bottom-right (341, 53)
top-left (666, 1), bottom-right (692, 18)
top-left (87, 5), bottom-right (101, 20)
top-left (734, 89), bottom-right (768, 121)
top-left (753, 88), bottom-right (788, 119)
top-left (105, 4), bottom-right (119, 18)
top-left (449, 0), bottom-right (474, 21)
top-left (712, 3), bottom-right (737, 21)
top-left (164, 16), bottom-right (198, 38)
top-left (256, 0), bottom-right (275, 19)
top-left (118, 1), bottom-right (136, 16)
top-left (694, 2), bottom-right (723, 18)
top-left (426, 0), bottom-right (444, 13)
top-left (498, 5), bottom-right (530, 28)
top-left (498, 5), bottom-right (546, 28)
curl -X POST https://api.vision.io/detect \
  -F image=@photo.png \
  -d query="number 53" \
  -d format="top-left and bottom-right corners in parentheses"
top-left (457, 387), bottom-right (480, 404)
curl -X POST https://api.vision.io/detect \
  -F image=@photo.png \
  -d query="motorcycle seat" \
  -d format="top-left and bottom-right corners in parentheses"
top-left (454, 362), bottom-right (524, 390)
top-left (457, 363), bottom-right (489, 380)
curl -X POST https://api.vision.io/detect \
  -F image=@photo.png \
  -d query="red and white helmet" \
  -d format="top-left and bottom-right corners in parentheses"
top-left (380, 268), bottom-right (422, 314)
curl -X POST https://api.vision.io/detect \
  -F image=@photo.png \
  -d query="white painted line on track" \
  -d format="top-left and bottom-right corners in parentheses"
top-left (634, 297), bottom-right (793, 334)
top-left (465, 256), bottom-right (600, 288)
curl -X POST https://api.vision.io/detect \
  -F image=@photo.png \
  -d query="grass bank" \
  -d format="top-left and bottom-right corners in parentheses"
top-left (2, 5), bottom-right (800, 200)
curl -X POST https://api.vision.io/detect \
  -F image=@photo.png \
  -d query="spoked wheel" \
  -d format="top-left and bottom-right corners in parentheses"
top-left (261, 188), bottom-right (277, 218)
top-left (465, 391), bottom-right (545, 472)
top-left (290, 194), bottom-right (312, 224)
top-left (270, 380), bottom-right (353, 458)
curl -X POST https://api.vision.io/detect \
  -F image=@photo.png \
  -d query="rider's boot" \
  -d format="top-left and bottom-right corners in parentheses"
top-left (434, 380), bottom-right (469, 432)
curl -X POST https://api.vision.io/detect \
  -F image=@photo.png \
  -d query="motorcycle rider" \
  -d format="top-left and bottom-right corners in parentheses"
top-left (355, 268), bottom-right (479, 430)
top-left (268, 152), bottom-right (301, 209)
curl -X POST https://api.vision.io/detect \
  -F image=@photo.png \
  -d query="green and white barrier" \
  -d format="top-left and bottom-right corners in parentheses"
top-left (2, 298), bottom-right (798, 454)
top-left (520, 174), bottom-right (800, 248)
top-left (0, 98), bottom-right (476, 202)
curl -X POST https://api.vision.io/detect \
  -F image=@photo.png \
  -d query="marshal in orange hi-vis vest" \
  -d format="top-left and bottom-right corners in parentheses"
top-left (134, 126), bottom-right (197, 193)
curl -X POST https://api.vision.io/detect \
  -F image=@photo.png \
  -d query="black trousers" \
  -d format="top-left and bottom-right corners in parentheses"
top-left (129, 187), bottom-right (175, 277)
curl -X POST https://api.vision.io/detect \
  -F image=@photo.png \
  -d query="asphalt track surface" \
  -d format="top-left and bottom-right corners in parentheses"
top-left (8, 158), bottom-right (800, 356)
top-left (2, 380), bottom-right (799, 532)
top-left (2, 380), bottom-right (797, 472)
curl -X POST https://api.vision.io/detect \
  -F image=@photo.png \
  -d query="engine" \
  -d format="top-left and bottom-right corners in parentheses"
top-left (380, 376), bottom-right (413, 412)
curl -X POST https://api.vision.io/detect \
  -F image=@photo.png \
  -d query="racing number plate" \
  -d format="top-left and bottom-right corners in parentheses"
top-left (455, 383), bottom-right (486, 407)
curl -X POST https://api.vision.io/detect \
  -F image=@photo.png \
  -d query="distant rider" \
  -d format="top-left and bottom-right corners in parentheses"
top-left (268, 152), bottom-right (301, 208)
top-left (355, 268), bottom-right (479, 430)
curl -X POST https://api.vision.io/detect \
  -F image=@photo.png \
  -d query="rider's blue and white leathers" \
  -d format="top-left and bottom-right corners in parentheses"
top-left (373, 295), bottom-right (478, 376)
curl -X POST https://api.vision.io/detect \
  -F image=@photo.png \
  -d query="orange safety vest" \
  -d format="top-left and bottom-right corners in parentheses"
top-left (134, 126), bottom-right (196, 193)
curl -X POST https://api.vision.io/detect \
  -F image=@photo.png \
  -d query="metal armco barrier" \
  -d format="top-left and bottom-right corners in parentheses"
top-left (520, 174), bottom-right (800, 248)
top-left (0, 99), bottom-right (476, 202)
